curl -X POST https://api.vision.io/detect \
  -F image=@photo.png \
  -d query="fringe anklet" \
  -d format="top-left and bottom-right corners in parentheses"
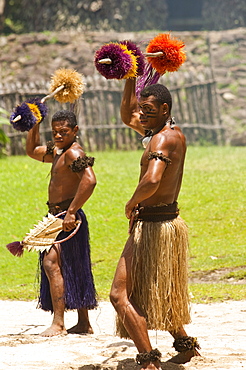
top-left (136, 348), bottom-right (162, 365)
top-left (173, 336), bottom-right (200, 352)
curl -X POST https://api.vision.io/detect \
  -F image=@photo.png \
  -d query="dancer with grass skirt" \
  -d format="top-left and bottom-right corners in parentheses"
top-left (110, 78), bottom-right (200, 368)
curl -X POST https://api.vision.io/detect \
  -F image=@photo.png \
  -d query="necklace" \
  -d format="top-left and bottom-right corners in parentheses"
top-left (56, 148), bottom-right (63, 155)
top-left (56, 140), bottom-right (76, 156)
top-left (141, 118), bottom-right (175, 148)
top-left (142, 134), bottom-right (153, 148)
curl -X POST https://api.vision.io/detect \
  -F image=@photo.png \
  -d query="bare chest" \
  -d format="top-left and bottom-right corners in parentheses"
top-left (51, 155), bottom-right (68, 175)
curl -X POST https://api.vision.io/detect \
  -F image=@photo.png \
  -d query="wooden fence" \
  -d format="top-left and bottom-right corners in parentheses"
top-left (0, 69), bottom-right (225, 155)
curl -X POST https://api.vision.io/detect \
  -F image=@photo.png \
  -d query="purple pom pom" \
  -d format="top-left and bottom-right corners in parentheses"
top-left (10, 98), bottom-right (48, 132)
top-left (10, 103), bottom-right (36, 132)
top-left (120, 40), bottom-right (145, 76)
top-left (95, 43), bottom-right (133, 79)
top-left (6, 241), bottom-right (24, 257)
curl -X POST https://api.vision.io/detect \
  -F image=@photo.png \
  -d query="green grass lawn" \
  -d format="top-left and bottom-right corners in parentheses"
top-left (0, 146), bottom-right (245, 303)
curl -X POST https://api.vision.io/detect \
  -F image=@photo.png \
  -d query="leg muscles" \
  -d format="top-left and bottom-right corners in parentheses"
top-left (40, 245), bottom-right (67, 336)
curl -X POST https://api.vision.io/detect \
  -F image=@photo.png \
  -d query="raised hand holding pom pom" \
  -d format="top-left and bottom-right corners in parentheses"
top-left (10, 98), bottom-right (48, 132)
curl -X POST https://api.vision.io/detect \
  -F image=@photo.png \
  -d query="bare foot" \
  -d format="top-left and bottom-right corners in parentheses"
top-left (167, 349), bottom-right (201, 364)
top-left (67, 323), bottom-right (94, 335)
top-left (40, 324), bottom-right (67, 337)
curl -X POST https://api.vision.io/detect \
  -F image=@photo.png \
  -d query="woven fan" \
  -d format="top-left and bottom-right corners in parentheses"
top-left (6, 211), bottom-right (82, 257)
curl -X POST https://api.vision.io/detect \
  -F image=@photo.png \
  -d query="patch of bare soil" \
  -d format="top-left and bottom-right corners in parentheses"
top-left (0, 300), bottom-right (246, 370)
top-left (189, 266), bottom-right (246, 285)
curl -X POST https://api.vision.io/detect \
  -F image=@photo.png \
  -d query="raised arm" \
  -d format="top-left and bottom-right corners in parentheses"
top-left (26, 123), bottom-right (53, 163)
top-left (120, 78), bottom-right (145, 136)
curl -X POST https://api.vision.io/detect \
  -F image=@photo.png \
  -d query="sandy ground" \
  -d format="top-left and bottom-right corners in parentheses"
top-left (0, 300), bottom-right (245, 370)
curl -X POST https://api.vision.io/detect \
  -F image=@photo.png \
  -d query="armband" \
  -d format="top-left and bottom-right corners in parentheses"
top-left (42, 141), bottom-right (55, 162)
top-left (69, 156), bottom-right (95, 172)
top-left (148, 151), bottom-right (172, 165)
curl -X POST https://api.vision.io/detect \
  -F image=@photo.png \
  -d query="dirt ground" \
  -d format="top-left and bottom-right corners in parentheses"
top-left (0, 299), bottom-right (245, 370)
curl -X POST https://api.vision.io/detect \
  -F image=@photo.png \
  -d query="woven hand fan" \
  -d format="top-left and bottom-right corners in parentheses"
top-left (6, 211), bottom-right (82, 257)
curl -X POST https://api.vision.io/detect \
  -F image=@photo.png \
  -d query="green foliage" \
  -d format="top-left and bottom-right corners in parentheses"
top-left (222, 52), bottom-right (240, 62)
top-left (202, 0), bottom-right (246, 30)
top-left (0, 107), bottom-right (10, 126)
top-left (0, 147), bottom-right (246, 302)
top-left (228, 82), bottom-right (239, 94)
top-left (198, 54), bottom-right (209, 65)
top-left (1, 0), bottom-right (246, 34)
top-left (0, 107), bottom-right (10, 157)
top-left (1, 0), bottom-right (168, 34)
top-left (0, 128), bottom-right (8, 144)
top-left (2, 0), bottom-right (246, 34)
top-left (3, 16), bottom-right (24, 33)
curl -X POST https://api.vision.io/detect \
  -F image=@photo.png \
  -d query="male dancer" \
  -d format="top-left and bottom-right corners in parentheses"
top-left (26, 110), bottom-right (97, 336)
top-left (110, 79), bottom-right (200, 368)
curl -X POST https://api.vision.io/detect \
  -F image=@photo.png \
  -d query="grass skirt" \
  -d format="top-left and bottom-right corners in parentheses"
top-left (117, 216), bottom-right (191, 338)
top-left (38, 209), bottom-right (97, 312)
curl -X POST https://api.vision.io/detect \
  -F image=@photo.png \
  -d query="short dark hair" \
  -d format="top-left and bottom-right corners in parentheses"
top-left (140, 84), bottom-right (172, 112)
top-left (51, 110), bottom-right (77, 128)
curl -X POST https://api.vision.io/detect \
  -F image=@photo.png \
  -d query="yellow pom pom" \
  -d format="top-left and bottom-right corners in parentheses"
top-left (49, 68), bottom-right (84, 103)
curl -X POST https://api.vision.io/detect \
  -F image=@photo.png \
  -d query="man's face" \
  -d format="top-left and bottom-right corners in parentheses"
top-left (138, 95), bottom-right (165, 131)
top-left (52, 120), bottom-right (77, 149)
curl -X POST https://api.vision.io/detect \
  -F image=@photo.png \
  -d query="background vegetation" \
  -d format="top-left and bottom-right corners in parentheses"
top-left (0, 107), bottom-right (10, 157)
top-left (0, 147), bottom-right (245, 303)
top-left (1, 0), bottom-right (246, 34)
top-left (202, 0), bottom-right (246, 30)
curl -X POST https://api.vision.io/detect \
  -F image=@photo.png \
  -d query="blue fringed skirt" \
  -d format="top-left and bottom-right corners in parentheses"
top-left (38, 209), bottom-right (97, 312)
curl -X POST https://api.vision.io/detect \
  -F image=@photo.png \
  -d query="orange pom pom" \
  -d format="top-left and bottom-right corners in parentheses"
top-left (146, 33), bottom-right (186, 75)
